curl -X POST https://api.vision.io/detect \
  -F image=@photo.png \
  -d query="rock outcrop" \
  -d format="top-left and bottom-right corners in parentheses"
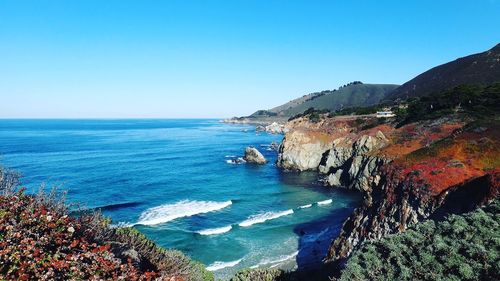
top-left (265, 122), bottom-right (287, 134)
top-left (327, 166), bottom-right (499, 262)
top-left (256, 122), bottom-right (288, 134)
top-left (277, 130), bottom-right (332, 171)
top-left (318, 133), bottom-right (390, 191)
top-left (276, 114), bottom-right (500, 265)
top-left (244, 147), bottom-right (267, 164)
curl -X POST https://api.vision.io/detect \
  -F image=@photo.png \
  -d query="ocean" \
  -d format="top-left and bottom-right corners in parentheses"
top-left (0, 119), bottom-right (359, 279)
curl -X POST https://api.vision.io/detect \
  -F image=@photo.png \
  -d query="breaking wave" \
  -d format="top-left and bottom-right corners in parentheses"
top-left (206, 259), bottom-right (243, 271)
top-left (298, 204), bottom-right (312, 209)
top-left (136, 200), bottom-right (232, 226)
top-left (239, 209), bottom-right (294, 227)
top-left (225, 157), bottom-right (246, 165)
top-left (250, 251), bottom-right (299, 269)
top-left (196, 225), bottom-right (233, 235)
top-left (317, 199), bottom-right (333, 205)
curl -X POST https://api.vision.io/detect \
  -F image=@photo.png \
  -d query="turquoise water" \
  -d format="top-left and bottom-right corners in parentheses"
top-left (0, 119), bottom-right (359, 278)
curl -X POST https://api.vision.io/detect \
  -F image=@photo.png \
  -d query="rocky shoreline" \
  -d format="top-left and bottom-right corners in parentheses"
top-left (274, 113), bottom-right (499, 265)
top-left (221, 118), bottom-right (288, 134)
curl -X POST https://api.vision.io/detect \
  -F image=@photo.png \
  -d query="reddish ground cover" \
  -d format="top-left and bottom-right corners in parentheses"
top-left (0, 190), bottom-right (160, 281)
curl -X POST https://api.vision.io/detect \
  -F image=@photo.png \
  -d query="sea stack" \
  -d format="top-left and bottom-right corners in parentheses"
top-left (244, 147), bottom-right (267, 164)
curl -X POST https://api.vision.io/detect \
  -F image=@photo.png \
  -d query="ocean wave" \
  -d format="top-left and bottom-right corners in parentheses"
top-left (110, 221), bottom-right (135, 228)
top-left (225, 157), bottom-right (246, 165)
top-left (136, 200), bottom-right (232, 226)
top-left (298, 204), bottom-right (312, 209)
top-left (196, 225), bottom-right (232, 235)
top-left (252, 251), bottom-right (299, 268)
top-left (206, 259), bottom-right (242, 271)
top-left (317, 199), bottom-right (333, 205)
top-left (239, 209), bottom-right (294, 227)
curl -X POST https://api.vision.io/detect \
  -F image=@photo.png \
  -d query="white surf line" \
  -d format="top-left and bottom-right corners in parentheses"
top-left (136, 200), bottom-right (232, 226)
top-left (317, 199), bottom-right (333, 205)
top-left (239, 209), bottom-right (294, 227)
top-left (251, 250), bottom-right (299, 269)
top-left (206, 259), bottom-right (243, 271)
top-left (109, 222), bottom-right (135, 228)
top-left (196, 225), bottom-right (233, 235)
top-left (298, 203), bottom-right (312, 209)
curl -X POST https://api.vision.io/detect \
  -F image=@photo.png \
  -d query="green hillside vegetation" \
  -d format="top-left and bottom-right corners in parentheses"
top-left (249, 82), bottom-right (398, 118)
top-left (396, 83), bottom-right (500, 126)
top-left (279, 84), bottom-right (397, 117)
top-left (387, 43), bottom-right (500, 100)
top-left (338, 199), bottom-right (500, 281)
top-left (230, 268), bottom-right (290, 281)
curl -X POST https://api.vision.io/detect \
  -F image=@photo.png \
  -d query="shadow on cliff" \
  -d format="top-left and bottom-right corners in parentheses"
top-left (431, 173), bottom-right (499, 220)
top-left (276, 170), bottom-right (362, 280)
top-left (292, 202), bottom-right (357, 280)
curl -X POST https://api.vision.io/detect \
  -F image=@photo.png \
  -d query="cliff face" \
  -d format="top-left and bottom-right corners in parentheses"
top-left (276, 115), bottom-right (499, 263)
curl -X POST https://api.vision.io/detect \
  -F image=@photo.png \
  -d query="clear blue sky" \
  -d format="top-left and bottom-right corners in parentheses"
top-left (1, 0), bottom-right (499, 118)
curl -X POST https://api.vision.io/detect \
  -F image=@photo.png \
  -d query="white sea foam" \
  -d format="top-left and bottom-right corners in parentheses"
top-left (110, 222), bottom-right (134, 228)
top-left (136, 200), bottom-right (232, 226)
top-left (298, 204), bottom-right (312, 209)
top-left (317, 199), bottom-right (333, 205)
top-left (206, 259), bottom-right (242, 271)
top-left (225, 157), bottom-right (246, 165)
top-left (197, 225), bottom-right (232, 235)
top-left (253, 251), bottom-right (299, 268)
top-left (239, 209), bottom-right (294, 227)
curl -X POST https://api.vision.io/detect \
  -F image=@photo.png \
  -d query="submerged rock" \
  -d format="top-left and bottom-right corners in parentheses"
top-left (244, 147), bottom-right (267, 164)
top-left (255, 125), bottom-right (266, 132)
top-left (269, 141), bottom-right (280, 151)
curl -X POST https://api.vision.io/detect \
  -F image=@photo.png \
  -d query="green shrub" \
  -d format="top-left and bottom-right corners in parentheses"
top-left (398, 83), bottom-right (500, 126)
top-left (110, 227), bottom-right (213, 281)
top-left (339, 200), bottom-right (500, 281)
top-left (230, 268), bottom-right (286, 281)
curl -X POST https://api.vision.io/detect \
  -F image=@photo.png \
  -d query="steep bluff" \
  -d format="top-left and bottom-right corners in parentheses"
top-left (276, 114), bottom-right (500, 263)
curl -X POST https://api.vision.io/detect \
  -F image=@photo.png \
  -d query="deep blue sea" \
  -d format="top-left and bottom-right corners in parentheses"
top-left (0, 119), bottom-right (359, 278)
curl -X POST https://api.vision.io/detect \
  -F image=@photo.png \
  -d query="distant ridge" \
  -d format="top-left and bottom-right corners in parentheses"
top-left (249, 82), bottom-right (398, 118)
top-left (387, 43), bottom-right (500, 100)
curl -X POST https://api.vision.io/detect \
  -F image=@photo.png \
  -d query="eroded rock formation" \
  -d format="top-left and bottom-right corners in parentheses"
top-left (244, 147), bottom-right (267, 164)
top-left (276, 114), bottom-right (500, 264)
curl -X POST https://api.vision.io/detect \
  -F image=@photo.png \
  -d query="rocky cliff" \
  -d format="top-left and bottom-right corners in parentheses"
top-left (276, 114), bottom-right (500, 264)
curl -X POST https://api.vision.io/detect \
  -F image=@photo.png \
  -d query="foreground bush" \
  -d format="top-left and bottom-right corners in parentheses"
top-left (338, 200), bottom-right (500, 281)
top-left (0, 167), bottom-right (213, 281)
top-left (108, 227), bottom-right (213, 281)
top-left (230, 268), bottom-right (287, 281)
top-left (0, 189), bottom-right (156, 280)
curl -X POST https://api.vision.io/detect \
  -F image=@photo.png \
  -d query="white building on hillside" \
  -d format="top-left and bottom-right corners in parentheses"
top-left (376, 111), bottom-right (395, 118)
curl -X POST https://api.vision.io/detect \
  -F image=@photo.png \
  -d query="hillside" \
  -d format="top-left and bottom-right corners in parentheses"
top-left (387, 43), bottom-right (500, 100)
top-left (248, 83), bottom-right (398, 119)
